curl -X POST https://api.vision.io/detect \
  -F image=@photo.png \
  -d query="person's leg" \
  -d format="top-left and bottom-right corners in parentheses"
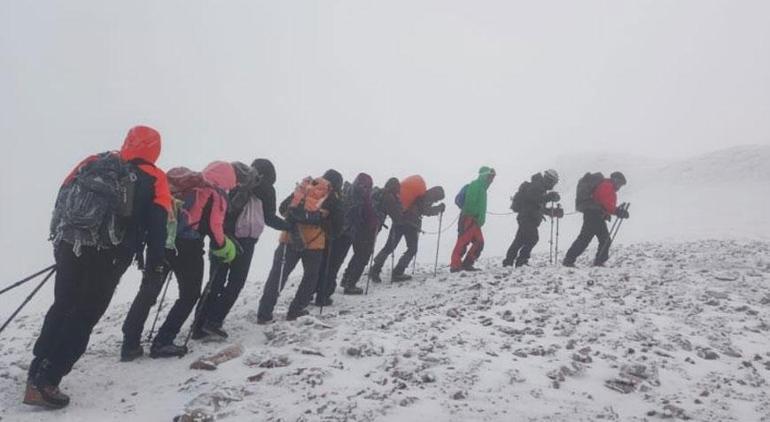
top-left (257, 244), bottom-right (300, 322)
top-left (563, 213), bottom-right (597, 266)
top-left (318, 236), bottom-right (352, 301)
top-left (394, 226), bottom-right (418, 276)
top-left (370, 226), bottom-right (402, 277)
top-left (515, 220), bottom-right (540, 267)
top-left (451, 217), bottom-right (474, 270)
top-left (208, 238), bottom-right (257, 326)
top-left (288, 250), bottom-right (323, 318)
top-left (593, 217), bottom-right (612, 266)
top-left (47, 248), bottom-right (122, 385)
top-left (154, 239), bottom-right (204, 346)
top-left (341, 234), bottom-right (374, 289)
top-left (193, 256), bottom-right (230, 332)
top-left (121, 268), bottom-right (167, 349)
top-left (462, 222), bottom-right (485, 268)
top-left (503, 220), bottom-right (525, 266)
top-left (30, 245), bottom-right (84, 385)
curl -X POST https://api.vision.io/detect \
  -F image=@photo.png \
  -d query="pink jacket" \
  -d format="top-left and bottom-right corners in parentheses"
top-left (178, 161), bottom-right (236, 247)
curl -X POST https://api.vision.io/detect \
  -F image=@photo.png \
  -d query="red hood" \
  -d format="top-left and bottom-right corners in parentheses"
top-left (202, 161), bottom-right (237, 191)
top-left (120, 125), bottom-right (161, 164)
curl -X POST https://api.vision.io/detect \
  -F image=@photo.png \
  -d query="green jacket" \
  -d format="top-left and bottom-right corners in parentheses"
top-left (462, 166), bottom-right (495, 226)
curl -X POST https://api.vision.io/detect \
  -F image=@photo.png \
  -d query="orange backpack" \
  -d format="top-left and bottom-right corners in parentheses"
top-left (400, 175), bottom-right (427, 210)
top-left (290, 177), bottom-right (331, 212)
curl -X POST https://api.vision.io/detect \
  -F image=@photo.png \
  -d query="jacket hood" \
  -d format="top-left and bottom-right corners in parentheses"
top-left (478, 166), bottom-right (496, 186)
top-left (323, 169), bottom-right (344, 192)
top-left (120, 125), bottom-right (161, 164)
top-left (353, 173), bottom-right (373, 192)
top-left (384, 177), bottom-right (400, 193)
top-left (231, 161), bottom-right (258, 188)
top-left (202, 161), bottom-right (237, 191)
top-left (251, 158), bottom-right (276, 186)
top-left (423, 186), bottom-right (445, 203)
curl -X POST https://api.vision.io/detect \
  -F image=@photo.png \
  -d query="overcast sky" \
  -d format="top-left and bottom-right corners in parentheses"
top-left (1, 1), bottom-right (769, 283)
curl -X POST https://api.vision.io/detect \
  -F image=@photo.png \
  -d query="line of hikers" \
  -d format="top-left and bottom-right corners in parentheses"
top-left (22, 125), bottom-right (629, 409)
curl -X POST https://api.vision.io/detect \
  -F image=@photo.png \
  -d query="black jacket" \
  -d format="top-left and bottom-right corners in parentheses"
top-left (514, 173), bottom-right (554, 224)
top-left (402, 186), bottom-right (445, 230)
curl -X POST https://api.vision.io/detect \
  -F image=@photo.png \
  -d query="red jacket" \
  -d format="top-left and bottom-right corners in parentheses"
top-left (592, 180), bottom-right (617, 215)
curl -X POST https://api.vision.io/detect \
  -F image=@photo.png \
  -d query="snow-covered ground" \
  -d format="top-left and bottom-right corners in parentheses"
top-left (2, 240), bottom-right (769, 421)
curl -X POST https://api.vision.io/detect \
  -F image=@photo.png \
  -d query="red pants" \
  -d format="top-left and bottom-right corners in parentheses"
top-left (451, 216), bottom-right (484, 270)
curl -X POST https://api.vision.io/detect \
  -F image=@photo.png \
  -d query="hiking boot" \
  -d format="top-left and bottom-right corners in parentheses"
top-left (515, 260), bottom-right (529, 268)
top-left (150, 342), bottom-right (188, 358)
top-left (562, 259), bottom-right (576, 268)
top-left (191, 329), bottom-right (208, 341)
top-left (120, 343), bottom-right (144, 362)
top-left (286, 309), bottom-right (309, 321)
top-left (23, 380), bottom-right (70, 409)
top-left (502, 258), bottom-right (514, 267)
top-left (462, 265), bottom-right (481, 272)
top-left (315, 296), bottom-right (333, 307)
top-left (201, 323), bottom-right (229, 340)
top-left (391, 274), bottom-right (412, 282)
top-left (343, 286), bottom-right (364, 295)
top-left (592, 261), bottom-right (606, 267)
top-left (369, 273), bottom-right (382, 283)
top-left (450, 267), bottom-right (462, 273)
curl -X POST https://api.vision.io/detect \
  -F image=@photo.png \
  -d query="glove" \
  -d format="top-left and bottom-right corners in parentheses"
top-left (544, 191), bottom-right (560, 203)
top-left (615, 208), bottom-right (630, 219)
top-left (212, 236), bottom-right (238, 264)
top-left (436, 203), bottom-right (446, 213)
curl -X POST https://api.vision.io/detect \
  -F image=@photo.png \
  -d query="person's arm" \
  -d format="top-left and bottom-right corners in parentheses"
top-left (278, 194), bottom-right (292, 217)
top-left (259, 186), bottom-right (291, 231)
top-left (141, 166), bottom-right (172, 271)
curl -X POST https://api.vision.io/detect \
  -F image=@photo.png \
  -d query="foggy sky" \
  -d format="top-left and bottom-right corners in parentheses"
top-left (1, 1), bottom-right (769, 284)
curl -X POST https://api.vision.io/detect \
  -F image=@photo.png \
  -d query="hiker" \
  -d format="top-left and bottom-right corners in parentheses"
top-left (311, 170), bottom-right (353, 306)
top-left (562, 171), bottom-right (629, 267)
top-left (121, 161), bottom-right (237, 360)
top-left (256, 170), bottom-right (343, 323)
top-left (450, 167), bottom-right (496, 272)
top-left (315, 173), bottom-right (379, 302)
top-left (370, 175), bottom-right (445, 282)
top-left (191, 159), bottom-right (290, 340)
top-left (503, 169), bottom-right (562, 267)
top-left (25, 126), bottom-right (171, 409)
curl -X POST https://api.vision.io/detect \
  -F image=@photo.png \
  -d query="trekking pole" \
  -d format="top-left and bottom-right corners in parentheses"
top-left (549, 201), bottom-right (555, 265)
top-left (147, 270), bottom-right (174, 343)
top-left (598, 203), bottom-right (631, 262)
top-left (0, 267), bottom-right (56, 336)
top-left (412, 246), bottom-right (417, 276)
top-left (390, 253), bottom-right (395, 284)
top-left (433, 211), bottom-right (444, 277)
top-left (0, 264), bottom-right (56, 296)
top-left (184, 263), bottom-right (224, 349)
top-left (555, 204), bottom-right (562, 266)
top-left (365, 249), bottom-right (375, 295)
top-left (319, 242), bottom-right (334, 315)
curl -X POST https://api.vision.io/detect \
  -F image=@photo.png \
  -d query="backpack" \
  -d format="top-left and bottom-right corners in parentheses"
top-left (510, 182), bottom-right (529, 213)
top-left (575, 172), bottom-right (605, 212)
top-left (50, 152), bottom-right (137, 255)
top-left (166, 167), bottom-right (210, 198)
top-left (455, 184), bottom-right (468, 209)
top-left (371, 187), bottom-right (387, 224)
top-left (290, 177), bottom-right (331, 212)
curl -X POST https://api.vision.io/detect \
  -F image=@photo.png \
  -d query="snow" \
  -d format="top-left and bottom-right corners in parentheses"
top-left (2, 240), bottom-right (770, 421)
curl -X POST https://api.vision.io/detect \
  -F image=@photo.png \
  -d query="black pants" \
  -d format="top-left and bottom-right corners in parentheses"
top-left (371, 224), bottom-right (418, 277)
top-left (564, 211), bottom-right (610, 265)
top-left (505, 216), bottom-right (541, 266)
top-left (122, 238), bottom-right (204, 347)
top-left (31, 244), bottom-right (130, 386)
top-left (341, 232), bottom-right (377, 288)
top-left (257, 244), bottom-right (323, 321)
top-left (197, 237), bottom-right (257, 328)
top-left (315, 235), bottom-right (352, 301)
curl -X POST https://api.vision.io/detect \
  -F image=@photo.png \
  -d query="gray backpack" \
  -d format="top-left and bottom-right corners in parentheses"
top-left (50, 152), bottom-right (137, 255)
top-left (575, 172), bottom-right (604, 212)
